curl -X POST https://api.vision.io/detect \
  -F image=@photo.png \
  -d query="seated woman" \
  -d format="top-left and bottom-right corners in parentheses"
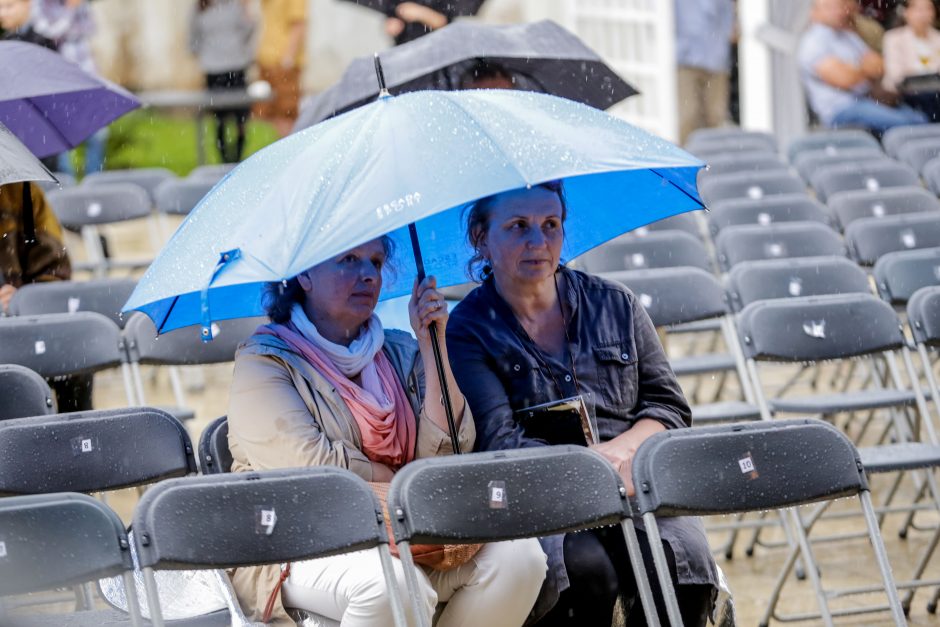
top-left (883, 0), bottom-right (940, 119)
top-left (445, 183), bottom-right (718, 626)
top-left (227, 236), bottom-right (546, 626)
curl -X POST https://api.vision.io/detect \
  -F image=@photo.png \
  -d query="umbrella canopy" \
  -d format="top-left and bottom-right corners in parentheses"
top-left (124, 89), bottom-right (703, 336)
top-left (0, 122), bottom-right (56, 186)
top-left (0, 41), bottom-right (140, 158)
top-left (294, 20), bottom-right (638, 130)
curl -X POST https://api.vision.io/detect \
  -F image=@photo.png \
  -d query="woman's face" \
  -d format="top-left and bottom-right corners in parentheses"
top-left (297, 239), bottom-right (387, 333)
top-left (478, 186), bottom-right (565, 286)
top-left (907, 0), bottom-right (937, 30)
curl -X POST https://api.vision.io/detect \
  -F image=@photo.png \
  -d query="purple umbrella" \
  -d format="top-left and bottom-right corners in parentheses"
top-left (0, 41), bottom-right (140, 158)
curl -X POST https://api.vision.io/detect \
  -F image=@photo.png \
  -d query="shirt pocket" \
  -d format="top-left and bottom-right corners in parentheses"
top-left (592, 341), bottom-right (638, 410)
top-left (497, 354), bottom-right (547, 411)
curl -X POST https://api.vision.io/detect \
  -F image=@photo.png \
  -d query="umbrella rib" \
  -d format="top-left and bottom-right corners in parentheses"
top-left (649, 167), bottom-right (706, 209)
top-left (18, 96), bottom-right (76, 154)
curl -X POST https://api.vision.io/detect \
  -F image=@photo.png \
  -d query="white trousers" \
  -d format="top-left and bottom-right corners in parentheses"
top-left (281, 538), bottom-right (547, 627)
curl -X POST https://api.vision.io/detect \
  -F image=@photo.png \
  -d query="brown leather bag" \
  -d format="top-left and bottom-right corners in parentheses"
top-left (369, 482), bottom-right (483, 570)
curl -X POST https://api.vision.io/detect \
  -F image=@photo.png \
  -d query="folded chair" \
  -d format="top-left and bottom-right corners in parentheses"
top-left (686, 128), bottom-right (778, 153)
top-left (874, 247), bottom-right (940, 307)
top-left (0, 493), bottom-right (142, 627)
top-left (714, 222), bottom-right (845, 272)
top-left (792, 146), bottom-right (888, 181)
top-left (630, 212), bottom-right (704, 240)
top-left (811, 160), bottom-right (920, 203)
top-left (845, 213), bottom-right (940, 266)
top-left (827, 186), bottom-right (940, 231)
top-left (909, 286), bottom-right (940, 442)
top-left (697, 151), bottom-right (788, 181)
top-left (133, 468), bottom-right (407, 627)
top-left (883, 123), bottom-right (940, 158)
top-left (82, 167), bottom-right (176, 204)
top-left (8, 278), bottom-right (137, 328)
top-left (686, 136), bottom-right (779, 159)
top-left (387, 446), bottom-right (660, 627)
top-left (699, 171), bottom-right (806, 205)
top-left (788, 129), bottom-right (882, 163)
top-left (187, 164), bottom-right (236, 184)
top-left (897, 137), bottom-right (940, 173)
top-left (707, 194), bottom-right (832, 237)
top-left (0, 364), bottom-right (55, 421)
top-left (197, 416), bottom-right (232, 475)
top-left (632, 419), bottom-right (907, 627)
top-left (576, 231), bottom-right (712, 274)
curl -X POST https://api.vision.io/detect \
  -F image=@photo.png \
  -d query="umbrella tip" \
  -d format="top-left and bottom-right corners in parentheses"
top-left (373, 53), bottom-right (391, 99)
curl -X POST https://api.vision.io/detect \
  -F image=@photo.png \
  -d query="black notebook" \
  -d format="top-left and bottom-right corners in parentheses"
top-left (515, 395), bottom-right (598, 447)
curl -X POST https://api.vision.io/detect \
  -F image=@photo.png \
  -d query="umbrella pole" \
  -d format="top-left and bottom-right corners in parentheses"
top-left (408, 223), bottom-right (461, 455)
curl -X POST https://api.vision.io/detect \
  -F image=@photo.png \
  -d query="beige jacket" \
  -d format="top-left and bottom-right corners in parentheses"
top-left (227, 328), bottom-right (474, 625)
top-left (883, 25), bottom-right (940, 92)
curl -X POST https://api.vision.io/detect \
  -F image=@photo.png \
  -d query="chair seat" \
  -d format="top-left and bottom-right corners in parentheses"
top-left (768, 389), bottom-right (915, 414)
top-left (859, 442), bottom-right (940, 473)
top-left (691, 401), bottom-right (762, 423)
top-left (4, 609), bottom-right (230, 626)
top-left (671, 353), bottom-right (737, 376)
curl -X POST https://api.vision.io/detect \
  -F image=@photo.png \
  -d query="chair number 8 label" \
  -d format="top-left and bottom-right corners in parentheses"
top-left (256, 506), bottom-right (277, 535)
top-left (488, 480), bottom-right (507, 509)
top-left (738, 455), bottom-right (755, 474)
top-left (71, 436), bottom-right (96, 456)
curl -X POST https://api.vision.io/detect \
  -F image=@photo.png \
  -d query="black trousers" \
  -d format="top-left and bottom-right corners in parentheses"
top-left (535, 527), bottom-right (713, 627)
top-left (49, 373), bottom-right (94, 413)
top-left (206, 69), bottom-right (249, 163)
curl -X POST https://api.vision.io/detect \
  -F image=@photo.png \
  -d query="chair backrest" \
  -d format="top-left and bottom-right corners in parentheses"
top-left (810, 160), bottom-right (920, 203)
top-left (198, 415), bottom-right (232, 475)
top-left (0, 364), bottom-right (55, 420)
top-left (82, 167), bottom-right (176, 203)
top-left (188, 163), bottom-right (237, 183)
top-left (792, 146), bottom-right (887, 181)
top-left (632, 419), bottom-right (866, 517)
top-left (908, 285), bottom-right (940, 347)
top-left (686, 128), bottom-right (778, 153)
top-left (715, 222), bottom-right (846, 271)
top-left (707, 194), bottom-right (832, 235)
top-left (726, 256), bottom-right (871, 311)
top-left (827, 186), bottom-right (940, 231)
top-left (576, 231), bottom-right (711, 273)
top-left (631, 212), bottom-right (703, 240)
top-left (0, 492), bottom-right (133, 596)
top-left (133, 467), bottom-right (387, 570)
top-left (845, 213), bottom-right (940, 266)
top-left (0, 312), bottom-right (124, 377)
top-left (923, 155), bottom-right (940, 195)
top-left (8, 278), bottom-right (137, 328)
top-left (698, 151), bottom-right (788, 180)
top-left (600, 267), bottom-right (727, 327)
top-left (124, 313), bottom-right (264, 366)
top-left (897, 137), bottom-right (940, 173)
top-left (388, 446), bottom-right (630, 544)
top-left (788, 129), bottom-right (882, 163)
top-left (0, 407), bottom-right (196, 495)
top-left (737, 293), bottom-right (906, 362)
top-left (46, 183), bottom-right (151, 229)
top-left (687, 136), bottom-right (778, 159)
top-left (699, 170), bottom-right (806, 205)
top-left (154, 178), bottom-right (215, 216)
top-left (35, 171), bottom-right (76, 193)
top-left (873, 247), bottom-right (940, 305)
top-left (882, 123), bottom-right (940, 158)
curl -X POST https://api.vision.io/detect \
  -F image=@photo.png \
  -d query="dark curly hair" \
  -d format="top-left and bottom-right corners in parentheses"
top-left (263, 236), bottom-right (396, 324)
top-left (464, 181), bottom-right (568, 281)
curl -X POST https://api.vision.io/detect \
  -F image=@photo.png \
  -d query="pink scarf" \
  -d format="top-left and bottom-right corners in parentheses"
top-left (258, 322), bottom-right (417, 469)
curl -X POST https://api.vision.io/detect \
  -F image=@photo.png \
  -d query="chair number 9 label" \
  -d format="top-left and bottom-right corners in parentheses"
top-left (488, 480), bottom-right (507, 509)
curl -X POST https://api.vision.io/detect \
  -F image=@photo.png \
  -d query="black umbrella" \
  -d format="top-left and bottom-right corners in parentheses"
top-left (294, 19), bottom-right (639, 131)
top-left (342, 0), bottom-right (486, 45)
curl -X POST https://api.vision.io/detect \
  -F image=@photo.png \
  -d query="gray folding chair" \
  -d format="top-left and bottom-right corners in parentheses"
top-left (726, 256), bottom-right (872, 312)
top-left (576, 231), bottom-right (712, 273)
top-left (8, 278), bottom-right (137, 328)
top-left (699, 170), bottom-right (806, 205)
top-left (46, 183), bottom-right (156, 277)
top-left (714, 222), bottom-right (846, 272)
top-left (706, 194), bottom-right (832, 237)
top-left (845, 213), bottom-right (940, 266)
top-left (897, 137), bottom-right (940, 174)
top-left (0, 364), bottom-right (55, 420)
top-left (0, 312), bottom-right (135, 406)
top-left (632, 419), bottom-right (907, 627)
top-left (629, 212), bottom-right (704, 240)
top-left (792, 146), bottom-right (887, 181)
top-left (788, 129), bottom-right (882, 163)
top-left (0, 493), bottom-right (142, 627)
top-left (874, 247), bottom-right (940, 307)
top-left (685, 127), bottom-right (778, 153)
top-left (154, 178), bottom-right (214, 217)
top-left (82, 167), bottom-right (176, 204)
top-left (883, 123), bottom-right (940, 158)
top-left (601, 267), bottom-right (759, 423)
top-left (123, 313), bottom-right (265, 421)
top-left (197, 416), bottom-right (232, 475)
top-left (909, 286), bottom-right (940, 431)
top-left (686, 136), bottom-right (778, 159)
top-left (827, 186), bottom-right (940, 231)
top-left (132, 468), bottom-right (407, 627)
top-left (387, 446), bottom-right (660, 627)
top-left (188, 164), bottom-right (236, 184)
top-left (35, 171), bottom-right (76, 193)
top-left (697, 151), bottom-right (788, 182)
top-left (810, 160), bottom-right (920, 203)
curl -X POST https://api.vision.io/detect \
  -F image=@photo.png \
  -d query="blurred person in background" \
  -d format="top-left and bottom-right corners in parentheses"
top-left (0, 0), bottom-right (54, 48)
top-left (190, 0), bottom-right (256, 163)
top-left (799, 0), bottom-right (927, 133)
top-left (253, 0), bottom-right (306, 137)
top-left (674, 0), bottom-right (735, 145)
top-left (33, 0), bottom-right (109, 176)
top-left (882, 0), bottom-right (940, 119)
top-left (385, 1), bottom-right (484, 46)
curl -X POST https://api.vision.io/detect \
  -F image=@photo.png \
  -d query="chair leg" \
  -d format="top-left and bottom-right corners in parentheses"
top-left (378, 544), bottom-right (409, 627)
top-left (620, 519), bottom-right (661, 627)
top-left (142, 567), bottom-right (165, 627)
top-left (859, 490), bottom-right (908, 627)
top-left (786, 507), bottom-right (835, 627)
top-left (122, 571), bottom-right (143, 627)
top-left (396, 541), bottom-right (431, 627)
top-left (642, 513), bottom-right (682, 627)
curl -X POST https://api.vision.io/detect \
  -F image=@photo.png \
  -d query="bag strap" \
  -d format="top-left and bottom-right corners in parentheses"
top-left (22, 182), bottom-right (37, 249)
top-left (261, 562), bottom-right (291, 623)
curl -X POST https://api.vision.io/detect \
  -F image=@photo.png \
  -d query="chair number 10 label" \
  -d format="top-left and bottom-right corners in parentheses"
top-left (738, 453), bottom-right (759, 479)
top-left (488, 481), bottom-right (507, 509)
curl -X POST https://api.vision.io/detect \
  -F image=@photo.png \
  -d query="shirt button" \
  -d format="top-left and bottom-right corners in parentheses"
top-left (621, 353), bottom-right (629, 360)
top-left (564, 374), bottom-right (572, 382)
top-left (513, 364), bottom-right (521, 372)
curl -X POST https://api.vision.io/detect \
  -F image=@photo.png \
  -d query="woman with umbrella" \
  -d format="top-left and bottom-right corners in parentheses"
top-left (226, 236), bottom-right (547, 626)
top-left (445, 183), bottom-right (718, 626)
